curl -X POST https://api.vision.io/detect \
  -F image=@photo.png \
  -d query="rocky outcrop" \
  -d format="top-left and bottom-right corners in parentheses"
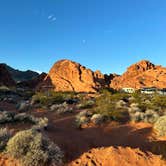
top-left (110, 60), bottom-right (166, 89)
top-left (69, 146), bottom-right (166, 166)
top-left (0, 64), bottom-right (16, 87)
top-left (42, 59), bottom-right (110, 92)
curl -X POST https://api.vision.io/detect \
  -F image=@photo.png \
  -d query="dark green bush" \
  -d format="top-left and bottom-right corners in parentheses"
top-left (152, 95), bottom-right (166, 110)
top-left (94, 91), bottom-right (129, 122)
top-left (32, 91), bottom-right (76, 106)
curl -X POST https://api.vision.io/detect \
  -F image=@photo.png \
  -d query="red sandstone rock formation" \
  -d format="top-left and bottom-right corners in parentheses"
top-left (110, 60), bottom-right (166, 89)
top-left (43, 59), bottom-right (109, 92)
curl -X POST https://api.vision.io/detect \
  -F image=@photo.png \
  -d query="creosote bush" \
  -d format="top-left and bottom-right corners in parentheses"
top-left (6, 129), bottom-right (63, 166)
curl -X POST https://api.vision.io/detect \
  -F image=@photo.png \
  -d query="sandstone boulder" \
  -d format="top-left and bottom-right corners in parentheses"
top-left (42, 59), bottom-right (109, 92)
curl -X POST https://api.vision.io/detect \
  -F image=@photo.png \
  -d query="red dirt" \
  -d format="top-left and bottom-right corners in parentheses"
top-left (0, 154), bottom-right (20, 166)
top-left (1, 102), bottom-right (166, 166)
top-left (69, 146), bottom-right (166, 166)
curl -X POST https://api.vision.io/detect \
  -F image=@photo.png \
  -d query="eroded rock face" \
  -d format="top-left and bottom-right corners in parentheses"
top-left (110, 60), bottom-right (166, 89)
top-left (43, 59), bottom-right (109, 92)
top-left (0, 64), bottom-right (16, 87)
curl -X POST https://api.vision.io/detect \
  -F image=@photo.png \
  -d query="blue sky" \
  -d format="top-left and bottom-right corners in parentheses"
top-left (0, 0), bottom-right (166, 74)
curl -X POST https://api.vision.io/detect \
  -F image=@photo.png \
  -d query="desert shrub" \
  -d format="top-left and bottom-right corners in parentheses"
top-left (94, 92), bottom-right (129, 121)
top-left (14, 113), bottom-right (48, 131)
top-left (0, 111), bottom-right (48, 132)
top-left (50, 103), bottom-right (73, 114)
top-left (32, 91), bottom-right (76, 106)
top-left (0, 128), bottom-right (11, 151)
top-left (75, 110), bottom-right (92, 127)
top-left (77, 99), bottom-right (95, 109)
top-left (14, 113), bottom-right (36, 123)
top-left (151, 95), bottom-right (166, 110)
top-left (131, 92), bottom-right (155, 111)
top-left (128, 103), bottom-right (141, 113)
top-left (130, 112), bottom-right (145, 122)
top-left (90, 114), bottom-right (105, 125)
top-left (115, 100), bottom-right (127, 109)
top-left (16, 101), bottom-right (30, 112)
top-left (76, 93), bottom-right (95, 110)
top-left (6, 129), bottom-right (63, 166)
top-left (129, 105), bottom-right (159, 123)
top-left (0, 111), bottom-right (15, 124)
top-left (131, 92), bottom-right (166, 112)
top-left (143, 109), bottom-right (159, 123)
top-left (0, 111), bottom-right (35, 124)
top-left (32, 117), bottom-right (48, 131)
top-left (154, 115), bottom-right (166, 136)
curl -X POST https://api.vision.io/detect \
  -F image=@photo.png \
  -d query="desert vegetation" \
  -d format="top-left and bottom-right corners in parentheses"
top-left (0, 85), bottom-right (166, 165)
top-left (6, 129), bottom-right (63, 166)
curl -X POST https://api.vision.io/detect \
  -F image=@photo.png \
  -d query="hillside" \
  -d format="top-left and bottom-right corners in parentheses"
top-left (0, 64), bottom-right (16, 87)
top-left (0, 63), bottom-right (39, 82)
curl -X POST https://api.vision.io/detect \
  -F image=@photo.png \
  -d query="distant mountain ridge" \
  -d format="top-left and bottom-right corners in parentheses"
top-left (0, 60), bottom-right (166, 91)
top-left (0, 64), bottom-right (16, 87)
top-left (0, 63), bottom-right (39, 82)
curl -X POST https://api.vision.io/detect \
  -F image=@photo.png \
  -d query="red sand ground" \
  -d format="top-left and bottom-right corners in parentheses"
top-left (0, 101), bottom-right (166, 166)
top-left (0, 155), bottom-right (20, 166)
top-left (69, 146), bottom-right (166, 166)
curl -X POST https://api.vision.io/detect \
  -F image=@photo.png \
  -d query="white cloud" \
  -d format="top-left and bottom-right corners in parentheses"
top-left (48, 14), bottom-right (56, 22)
top-left (82, 39), bottom-right (86, 44)
top-left (51, 17), bottom-right (56, 21)
top-left (48, 15), bottom-right (53, 19)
